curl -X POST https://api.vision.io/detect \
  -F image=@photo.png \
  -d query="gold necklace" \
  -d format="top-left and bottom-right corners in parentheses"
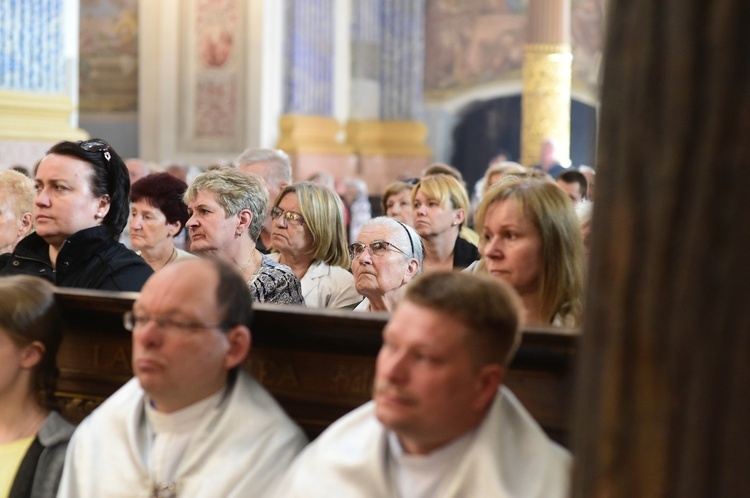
top-left (158, 248), bottom-right (177, 271)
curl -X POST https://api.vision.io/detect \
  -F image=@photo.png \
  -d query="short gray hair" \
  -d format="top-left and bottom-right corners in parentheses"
top-left (234, 148), bottom-right (292, 186)
top-left (184, 167), bottom-right (268, 242)
top-left (359, 216), bottom-right (424, 272)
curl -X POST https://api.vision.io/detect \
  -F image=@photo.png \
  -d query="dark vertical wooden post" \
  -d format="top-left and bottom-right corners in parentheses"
top-left (573, 0), bottom-right (750, 496)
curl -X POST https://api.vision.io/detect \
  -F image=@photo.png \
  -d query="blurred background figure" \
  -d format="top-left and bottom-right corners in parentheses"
top-left (575, 199), bottom-right (593, 261)
top-left (235, 148), bottom-right (292, 254)
top-left (129, 172), bottom-right (195, 272)
top-left (472, 161), bottom-right (527, 213)
top-left (164, 162), bottom-right (190, 183)
top-left (0, 275), bottom-right (74, 498)
top-left (578, 165), bottom-right (596, 200)
top-left (0, 139), bottom-right (153, 291)
top-left (185, 168), bottom-right (303, 305)
top-left (532, 137), bottom-right (566, 179)
top-left (10, 165), bottom-right (31, 177)
top-left (124, 158), bottom-right (150, 185)
top-left (350, 217), bottom-right (422, 312)
top-left (412, 174), bottom-right (479, 272)
top-left (475, 177), bottom-right (584, 327)
top-left (269, 182), bottom-right (360, 309)
top-left (556, 170), bottom-right (588, 203)
top-left (342, 178), bottom-right (371, 243)
top-left (307, 170), bottom-right (336, 192)
top-left (0, 169), bottom-right (35, 255)
top-left (422, 162), bottom-right (465, 184)
top-left (381, 181), bottom-right (415, 227)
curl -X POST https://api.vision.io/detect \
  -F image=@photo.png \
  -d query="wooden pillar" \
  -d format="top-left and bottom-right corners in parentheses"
top-left (520, 0), bottom-right (571, 167)
top-left (573, 0), bottom-right (750, 496)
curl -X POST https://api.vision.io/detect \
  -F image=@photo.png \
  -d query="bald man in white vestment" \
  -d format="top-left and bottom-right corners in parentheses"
top-left (275, 271), bottom-right (571, 498)
top-left (57, 259), bottom-right (307, 497)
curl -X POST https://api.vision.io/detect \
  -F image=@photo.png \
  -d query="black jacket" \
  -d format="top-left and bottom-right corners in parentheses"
top-left (453, 234), bottom-right (480, 269)
top-left (0, 226), bottom-right (153, 291)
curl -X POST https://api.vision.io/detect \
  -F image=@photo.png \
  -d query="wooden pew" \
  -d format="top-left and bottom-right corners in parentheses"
top-left (53, 288), bottom-right (578, 445)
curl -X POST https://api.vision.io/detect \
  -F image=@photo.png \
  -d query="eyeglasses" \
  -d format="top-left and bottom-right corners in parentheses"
top-left (123, 311), bottom-right (228, 335)
top-left (77, 139), bottom-right (112, 163)
top-left (349, 240), bottom-right (408, 260)
top-left (271, 206), bottom-right (305, 226)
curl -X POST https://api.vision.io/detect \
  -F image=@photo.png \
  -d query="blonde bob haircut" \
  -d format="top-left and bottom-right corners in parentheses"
top-left (185, 167), bottom-right (269, 242)
top-left (475, 177), bottom-right (584, 326)
top-left (411, 174), bottom-right (470, 226)
top-left (273, 182), bottom-right (350, 269)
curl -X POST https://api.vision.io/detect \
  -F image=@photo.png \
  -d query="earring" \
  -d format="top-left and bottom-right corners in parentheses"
top-left (95, 212), bottom-right (103, 219)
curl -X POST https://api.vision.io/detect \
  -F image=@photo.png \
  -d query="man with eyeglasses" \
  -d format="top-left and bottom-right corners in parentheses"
top-left (274, 271), bottom-right (571, 497)
top-left (350, 216), bottom-right (423, 312)
top-left (57, 258), bottom-right (307, 498)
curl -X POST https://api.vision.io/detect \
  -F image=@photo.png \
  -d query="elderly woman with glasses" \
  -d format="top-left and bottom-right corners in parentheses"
top-left (350, 216), bottom-right (423, 312)
top-left (184, 168), bottom-right (303, 305)
top-left (0, 139), bottom-right (153, 290)
top-left (267, 182), bottom-right (360, 308)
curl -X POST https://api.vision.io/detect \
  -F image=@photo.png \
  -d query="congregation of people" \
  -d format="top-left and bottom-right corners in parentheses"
top-left (0, 136), bottom-right (594, 496)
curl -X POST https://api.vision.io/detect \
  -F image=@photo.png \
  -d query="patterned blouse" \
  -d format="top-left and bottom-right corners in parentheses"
top-left (249, 255), bottom-right (305, 305)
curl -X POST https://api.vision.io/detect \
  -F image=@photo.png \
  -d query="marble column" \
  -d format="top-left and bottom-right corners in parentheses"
top-left (276, 0), bottom-right (353, 182)
top-left (0, 0), bottom-right (86, 168)
top-left (520, 0), bottom-right (572, 167)
top-left (347, 0), bottom-right (431, 195)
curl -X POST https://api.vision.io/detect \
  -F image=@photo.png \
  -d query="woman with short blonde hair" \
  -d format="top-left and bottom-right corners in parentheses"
top-left (411, 174), bottom-right (479, 272)
top-left (184, 168), bottom-right (303, 304)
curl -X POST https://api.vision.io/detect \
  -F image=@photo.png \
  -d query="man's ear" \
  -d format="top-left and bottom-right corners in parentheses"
top-left (224, 325), bottom-right (251, 370)
top-left (471, 364), bottom-right (503, 412)
top-left (20, 341), bottom-right (46, 369)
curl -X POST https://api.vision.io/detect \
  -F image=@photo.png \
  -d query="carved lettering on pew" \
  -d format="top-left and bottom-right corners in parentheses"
top-left (92, 345), bottom-right (132, 371)
top-left (330, 365), bottom-right (374, 396)
top-left (247, 357), bottom-right (300, 389)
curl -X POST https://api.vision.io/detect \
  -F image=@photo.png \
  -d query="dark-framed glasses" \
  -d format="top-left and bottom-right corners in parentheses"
top-left (271, 206), bottom-right (305, 226)
top-left (123, 310), bottom-right (228, 335)
top-left (349, 240), bottom-right (408, 260)
top-left (77, 139), bottom-right (112, 163)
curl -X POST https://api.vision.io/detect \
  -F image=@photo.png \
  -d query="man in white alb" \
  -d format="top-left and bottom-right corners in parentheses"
top-left (58, 258), bottom-right (307, 497)
top-left (275, 271), bottom-right (571, 498)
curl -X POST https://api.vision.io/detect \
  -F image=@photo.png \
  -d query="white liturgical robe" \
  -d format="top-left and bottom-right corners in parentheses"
top-left (58, 371), bottom-right (307, 498)
top-left (274, 386), bottom-right (571, 498)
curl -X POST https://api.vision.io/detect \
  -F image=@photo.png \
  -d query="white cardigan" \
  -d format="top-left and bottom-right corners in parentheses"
top-left (267, 254), bottom-right (360, 309)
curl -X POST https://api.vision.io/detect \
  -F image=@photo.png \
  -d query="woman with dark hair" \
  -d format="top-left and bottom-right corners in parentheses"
top-left (0, 139), bottom-right (153, 291)
top-left (0, 275), bottom-right (74, 498)
top-left (129, 172), bottom-right (195, 271)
